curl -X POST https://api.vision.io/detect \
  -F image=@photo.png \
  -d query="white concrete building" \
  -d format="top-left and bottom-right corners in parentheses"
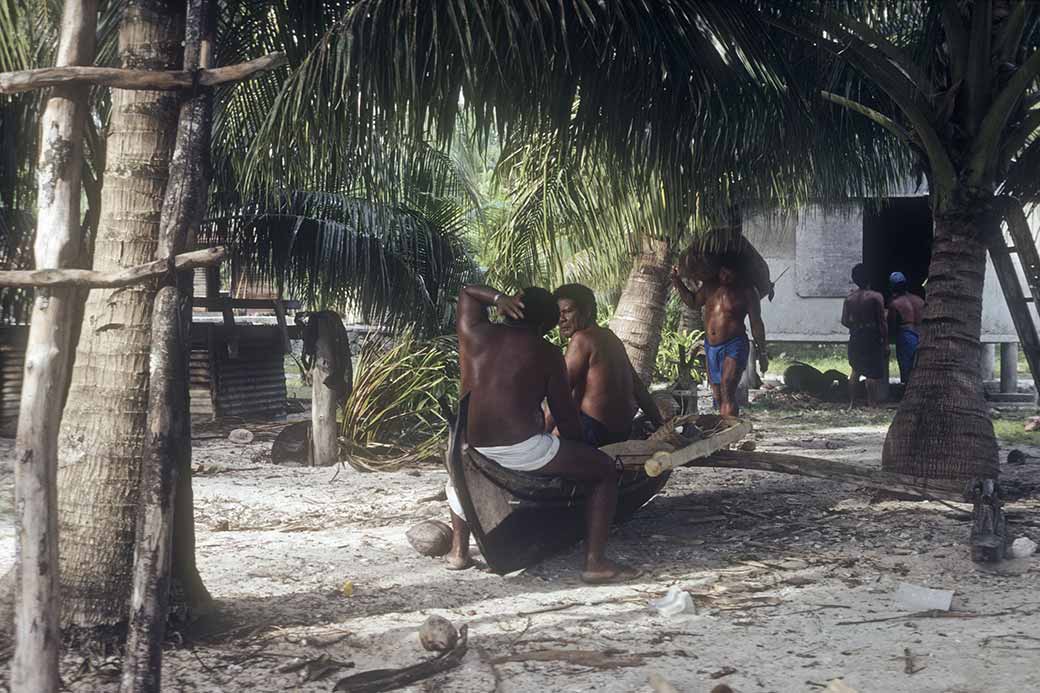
top-left (744, 199), bottom-right (1018, 343)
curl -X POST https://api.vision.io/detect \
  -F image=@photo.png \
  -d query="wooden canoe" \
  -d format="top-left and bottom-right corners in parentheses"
top-left (445, 398), bottom-right (746, 575)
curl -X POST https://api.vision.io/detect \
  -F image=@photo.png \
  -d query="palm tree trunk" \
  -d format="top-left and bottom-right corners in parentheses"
top-left (56, 0), bottom-right (184, 628)
top-left (882, 212), bottom-right (998, 480)
top-left (609, 237), bottom-right (672, 384)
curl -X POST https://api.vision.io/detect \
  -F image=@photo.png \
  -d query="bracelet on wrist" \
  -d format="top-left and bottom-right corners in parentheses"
top-left (492, 292), bottom-right (502, 305)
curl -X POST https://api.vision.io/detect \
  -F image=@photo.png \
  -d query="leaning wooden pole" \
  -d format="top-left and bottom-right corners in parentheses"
top-left (120, 0), bottom-right (213, 690)
top-left (11, 3), bottom-right (98, 692)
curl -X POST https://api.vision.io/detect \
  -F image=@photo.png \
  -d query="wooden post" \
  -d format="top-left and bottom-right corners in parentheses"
top-left (12, 3), bottom-right (97, 692)
top-left (311, 315), bottom-right (340, 467)
top-left (121, 1), bottom-right (213, 690)
top-left (1000, 342), bottom-right (1019, 393)
top-left (980, 342), bottom-right (996, 383)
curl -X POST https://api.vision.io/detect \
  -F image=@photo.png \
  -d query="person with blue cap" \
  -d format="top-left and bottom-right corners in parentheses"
top-left (888, 271), bottom-right (925, 383)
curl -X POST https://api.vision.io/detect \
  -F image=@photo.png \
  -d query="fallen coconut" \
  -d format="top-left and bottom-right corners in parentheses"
top-left (406, 519), bottom-right (452, 557)
top-left (419, 615), bottom-right (459, 652)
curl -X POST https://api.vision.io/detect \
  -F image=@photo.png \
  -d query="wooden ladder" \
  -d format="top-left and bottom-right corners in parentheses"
top-left (987, 199), bottom-right (1040, 394)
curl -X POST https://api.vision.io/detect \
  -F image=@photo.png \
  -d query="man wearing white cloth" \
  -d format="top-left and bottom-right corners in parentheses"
top-left (445, 284), bottom-right (639, 584)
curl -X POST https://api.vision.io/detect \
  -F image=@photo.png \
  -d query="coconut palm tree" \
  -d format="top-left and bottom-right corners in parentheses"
top-left (272, 0), bottom-right (1040, 484)
top-left (450, 86), bottom-right (910, 383)
top-left (1, 0), bottom-right (480, 630)
top-left (752, 1), bottom-right (1040, 481)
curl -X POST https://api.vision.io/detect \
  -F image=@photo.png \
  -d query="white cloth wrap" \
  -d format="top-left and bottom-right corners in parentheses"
top-left (445, 433), bottom-right (560, 519)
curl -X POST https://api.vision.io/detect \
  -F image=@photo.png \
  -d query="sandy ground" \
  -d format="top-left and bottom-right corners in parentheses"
top-left (1, 394), bottom-right (1039, 693)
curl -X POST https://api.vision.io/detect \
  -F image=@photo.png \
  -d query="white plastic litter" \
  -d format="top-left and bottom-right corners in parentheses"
top-left (1010, 536), bottom-right (1038, 559)
top-left (649, 587), bottom-right (695, 617)
top-left (895, 582), bottom-right (953, 612)
top-left (228, 428), bottom-right (254, 444)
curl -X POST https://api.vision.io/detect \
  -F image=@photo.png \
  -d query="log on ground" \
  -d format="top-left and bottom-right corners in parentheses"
top-left (691, 450), bottom-right (966, 501)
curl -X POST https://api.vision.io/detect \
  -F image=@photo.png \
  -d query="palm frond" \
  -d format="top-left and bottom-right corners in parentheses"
top-left (202, 186), bottom-right (480, 335)
top-left (244, 1), bottom-right (812, 214)
top-left (0, 0), bottom-right (126, 323)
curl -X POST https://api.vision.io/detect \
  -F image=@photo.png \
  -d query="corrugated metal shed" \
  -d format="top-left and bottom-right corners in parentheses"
top-left (192, 323), bottom-right (288, 420)
top-left (0, 321), bottom-right (290, 436)
top-left (0, 326), bottom-right (27, 437)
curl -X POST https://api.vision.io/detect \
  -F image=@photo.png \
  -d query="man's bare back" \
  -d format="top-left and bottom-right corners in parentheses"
top-left (889, 293), bottom-right (924, 333)
top-left (459, 289), bottom-right (582, 445)
top-left (841, 271), bottom-right (888, 406)
top-left (461, 325), bottom-right (574, 447)
top-left (842, 288), bottom-right (886, 328)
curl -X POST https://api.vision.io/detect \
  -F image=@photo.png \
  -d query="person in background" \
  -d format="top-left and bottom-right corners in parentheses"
top-left (672, 258), bottom-right (767, 417)
top-left (841, 264), bottom-right (888, 407)
top-left (888, 271), bottom-right (925, 384)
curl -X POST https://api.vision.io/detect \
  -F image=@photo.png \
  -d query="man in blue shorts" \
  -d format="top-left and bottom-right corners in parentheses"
top-left (887, 271), bottom-right (925, 383)
top-left (672, 257), bottom-right (768, 416)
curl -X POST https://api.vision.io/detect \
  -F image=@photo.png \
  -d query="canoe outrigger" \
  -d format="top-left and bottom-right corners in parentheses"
top-left (445, 393), bottom-right (751, 574)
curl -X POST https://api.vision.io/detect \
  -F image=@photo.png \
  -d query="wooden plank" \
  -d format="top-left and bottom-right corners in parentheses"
top-left (0, 52), bottom-right (286, 94)
top-left (601, 439), bottom-right (675, 460)
top-left (192, 296), bottom-right (302, 310)
top-left (644, 419), bottom-right (753, 477)
top-left (0, 247), bottom-right (224, 288)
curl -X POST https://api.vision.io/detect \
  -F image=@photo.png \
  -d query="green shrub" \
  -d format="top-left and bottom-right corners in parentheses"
top-left (654, 328), bottom-right (705, 384)
top-left (340, 330), bottom-right (458, 468)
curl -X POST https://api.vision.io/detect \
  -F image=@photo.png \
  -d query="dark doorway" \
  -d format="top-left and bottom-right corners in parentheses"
top-left (862, 196), bottom-right (932, 300)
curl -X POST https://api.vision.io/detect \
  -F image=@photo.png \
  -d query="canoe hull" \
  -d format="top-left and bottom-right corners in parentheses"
top-left (446, 394), bottom-right (670, 575)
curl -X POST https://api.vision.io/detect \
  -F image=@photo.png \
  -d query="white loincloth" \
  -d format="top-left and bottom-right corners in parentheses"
top-left (446, 433), bottom-right (560, 518)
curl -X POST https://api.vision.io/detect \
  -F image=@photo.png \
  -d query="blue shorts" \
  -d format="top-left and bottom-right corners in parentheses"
top-left (895, 327), bottom-right (919, 383)
top-left (706, 334), bottom-right (750, 385)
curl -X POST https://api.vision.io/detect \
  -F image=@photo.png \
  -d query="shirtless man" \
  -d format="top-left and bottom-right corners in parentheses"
top-left (672, 259), bottom-right (768, 417)
top-left (445, 284), bottom-right (639, 583)
top-left (841, 264), bottom-right (888, 407)
top-left (551, 283), bottom-right (664, 446)
top-left (888, 271), bottom-right (925, 384)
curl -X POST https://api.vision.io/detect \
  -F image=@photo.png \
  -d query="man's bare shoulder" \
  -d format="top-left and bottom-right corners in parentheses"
top-left (563, 328), bottom-right (596, 356)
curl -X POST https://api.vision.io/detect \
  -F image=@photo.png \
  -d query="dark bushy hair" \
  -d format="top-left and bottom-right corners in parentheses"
top-left (851, 263), bottom-right (869, 289)
top-left (553, 283), bottom-right (597, 320)
top-left (505, 287), bottom-right (559, 335)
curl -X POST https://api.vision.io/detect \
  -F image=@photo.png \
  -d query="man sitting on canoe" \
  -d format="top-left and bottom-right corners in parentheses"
top-left (672, 257), bottom-right (768, 416)
top-left (552, 283), bottom-right (664, 445)
top-left (445, 284), bottom-right (640, 583)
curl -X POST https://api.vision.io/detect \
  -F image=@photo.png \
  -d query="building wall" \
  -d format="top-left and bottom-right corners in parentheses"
top-left (744, 200), bottom-right (1020, 343)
